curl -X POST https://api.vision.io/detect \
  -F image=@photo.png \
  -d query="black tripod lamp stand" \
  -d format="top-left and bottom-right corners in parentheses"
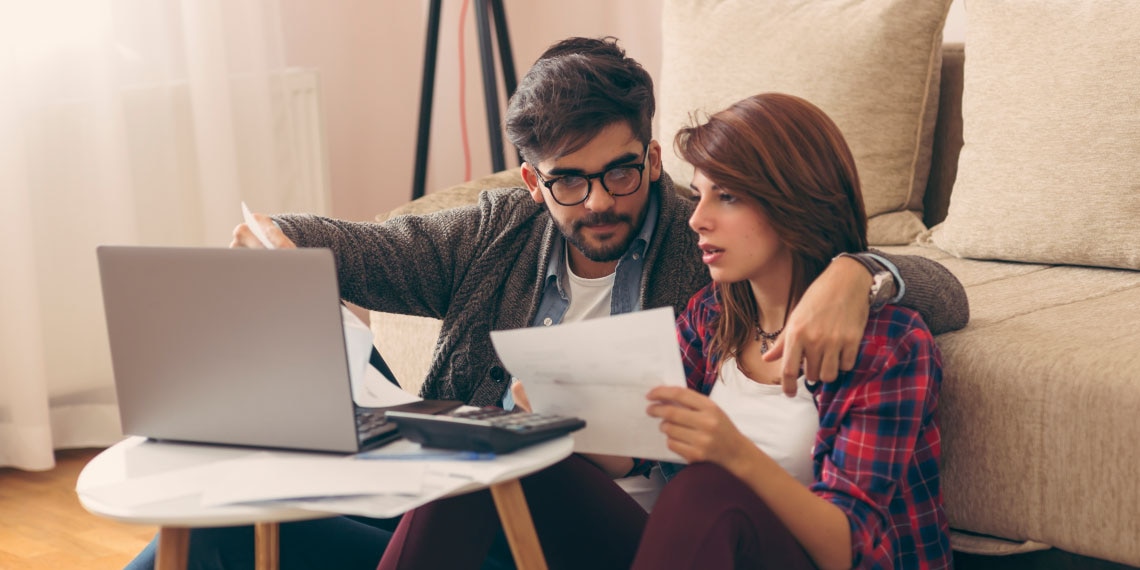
top-left (411, 0), bottom-right (520, 200)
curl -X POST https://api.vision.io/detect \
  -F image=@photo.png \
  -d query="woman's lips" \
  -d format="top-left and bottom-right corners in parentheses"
top-left (700, 243), bottom-right (724, 264)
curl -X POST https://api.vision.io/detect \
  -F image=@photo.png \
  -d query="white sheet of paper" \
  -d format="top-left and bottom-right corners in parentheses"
top-left (276, 475), bottom-right (469, 518)
top-left (80, 436), bottom-right (573, 517)
top-left (240, 202), bottom-right (418, 408)
top-left (79, 455), bottom-right (258, 509)
top-left (278, 437), bottom-right (574, 517)
top-left (199, 455), bottom-right (425, 507)
top-left (241, 201), bottom-right (276, 250)
top-left (490, 307), bottom-right (686, 462)
top-left (448, 437), bottom-right (579, 483)
top-left (342, 308), bottom-right (420, 407)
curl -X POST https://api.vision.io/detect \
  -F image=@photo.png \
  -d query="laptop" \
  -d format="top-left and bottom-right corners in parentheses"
top-left (96, 245), bottom-right (460, 453)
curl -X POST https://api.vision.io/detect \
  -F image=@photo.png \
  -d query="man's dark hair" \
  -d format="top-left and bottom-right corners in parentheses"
top-left (505, 37), bottom-right (654, 165)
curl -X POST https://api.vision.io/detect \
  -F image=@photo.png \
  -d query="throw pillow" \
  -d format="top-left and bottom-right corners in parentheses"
top-left (659, 0), bottom-right (952, 245)
top-left (929, 0), bottom-right (1140, 270)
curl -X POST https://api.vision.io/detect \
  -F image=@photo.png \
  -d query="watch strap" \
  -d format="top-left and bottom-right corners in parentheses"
top-left (834, 252), bottom-right (893, 311)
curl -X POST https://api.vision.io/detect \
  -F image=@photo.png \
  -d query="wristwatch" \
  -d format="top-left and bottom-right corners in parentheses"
top-left (868, 269), bottom-right (895, 312)
top-left (835, 252), bottom-right (895, 312)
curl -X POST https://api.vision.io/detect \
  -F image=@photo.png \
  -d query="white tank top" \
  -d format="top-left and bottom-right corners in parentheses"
top-left (708, 358), bottom-right (819, 486)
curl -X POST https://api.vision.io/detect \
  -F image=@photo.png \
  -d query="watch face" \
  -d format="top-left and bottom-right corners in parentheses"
top-left (870, 271), bottom-right (894, 308)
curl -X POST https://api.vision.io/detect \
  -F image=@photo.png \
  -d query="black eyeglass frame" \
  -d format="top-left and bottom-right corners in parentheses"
top-left (532, 147), bottom-right (650, 206)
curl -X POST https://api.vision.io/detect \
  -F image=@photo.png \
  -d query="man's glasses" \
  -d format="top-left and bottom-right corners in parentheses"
top-left (532, 147), bottom-right (649, 206)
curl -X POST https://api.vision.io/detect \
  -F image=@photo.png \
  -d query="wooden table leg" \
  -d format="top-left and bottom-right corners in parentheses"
top-left (489, 479), bottom-right (548, 570)
top-left (255, 522), bottom-right (280, 570)
top-left (156, 526), bottom-right (190, 570)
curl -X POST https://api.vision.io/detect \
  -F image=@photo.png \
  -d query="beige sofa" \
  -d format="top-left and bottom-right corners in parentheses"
top-left (369, 2), bottom-right (1140, 567)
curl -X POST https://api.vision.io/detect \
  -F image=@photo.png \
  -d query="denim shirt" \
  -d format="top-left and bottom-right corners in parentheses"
top-left (502, 190), bottom-right (661, 409)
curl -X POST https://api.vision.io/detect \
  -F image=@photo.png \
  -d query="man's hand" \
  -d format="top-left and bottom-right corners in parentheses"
top-left (646, 386), bottom-right (752, 471)
top-left (230, 213), bottom-right (297, 249)
top-left (763, 255), bottom-right (871, 396)
top-left (509, 378), bottom-right (532, 412)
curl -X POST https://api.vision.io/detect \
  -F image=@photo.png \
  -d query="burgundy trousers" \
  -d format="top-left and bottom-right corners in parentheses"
top-left (632, 462), bottom-right (816, 570)
top-left (377, 454), bottom-right (648, 570)
top-left (377, 457), bottom-right (817, 570)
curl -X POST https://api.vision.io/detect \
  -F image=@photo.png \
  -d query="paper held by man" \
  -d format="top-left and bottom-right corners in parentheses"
top-left (490, 307), bottom-right (686, 463)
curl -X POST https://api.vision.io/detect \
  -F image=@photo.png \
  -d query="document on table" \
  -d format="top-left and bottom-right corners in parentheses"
top-left (490, 307), bottom-right (686, 462)
top-left (79, 446), bottom-right (423, 509)
top-left (199, 454), bottom-right (425, 507)
top-left (286, 438), bottom-right (575, 518)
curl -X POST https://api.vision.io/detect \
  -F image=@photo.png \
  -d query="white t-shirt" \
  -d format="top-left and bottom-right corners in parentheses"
top-left (561, 265), bottom-right (614, 323)
top-left (708, 358), bottom-right (819, 486)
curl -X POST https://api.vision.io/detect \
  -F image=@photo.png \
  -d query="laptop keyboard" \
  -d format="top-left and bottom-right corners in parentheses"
top-left (355, 409), bottom-right (395, 440)
top-left (353, 399), bottom-right (464, 448)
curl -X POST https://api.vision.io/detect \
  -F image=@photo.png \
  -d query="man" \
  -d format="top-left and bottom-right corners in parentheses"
top-left (126, 36), bottom-right (967, 570)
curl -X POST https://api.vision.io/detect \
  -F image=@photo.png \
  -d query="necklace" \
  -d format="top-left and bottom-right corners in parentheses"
top-left (754, 322), bottom-right (784, 355)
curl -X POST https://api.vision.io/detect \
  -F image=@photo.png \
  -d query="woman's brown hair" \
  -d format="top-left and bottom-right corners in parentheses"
top-left (674, 93), bottom-right (868, 372)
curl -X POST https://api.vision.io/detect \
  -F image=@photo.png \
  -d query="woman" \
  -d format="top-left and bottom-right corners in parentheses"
top-left (376, 93), bottom-right (951, 569)
top-left (632, 93), bottom-right (950, 569)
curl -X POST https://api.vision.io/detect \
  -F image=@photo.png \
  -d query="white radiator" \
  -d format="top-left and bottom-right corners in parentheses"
top-left (276, 69), bottom-right (331, 216)
top-left (110, 68), bottom-right (333, 232)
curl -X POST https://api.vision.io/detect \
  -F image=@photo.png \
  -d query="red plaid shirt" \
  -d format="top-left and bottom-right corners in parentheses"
top-left (676, 284), bottom-right (952, 569)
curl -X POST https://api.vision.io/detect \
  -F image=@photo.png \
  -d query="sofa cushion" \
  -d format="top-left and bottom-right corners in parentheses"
top-left (376, 170), bottom-right (524, 222)
top-left (660, 0), bottom-right (953, 245)
top-left (929, 0), bottom-right (1140, 270)
top-left (879, 245), bottom-right (1140, 566)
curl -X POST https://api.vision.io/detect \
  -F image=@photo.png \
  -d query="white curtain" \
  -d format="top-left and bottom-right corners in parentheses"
top-left (0, 0), bottom-right (325, 470)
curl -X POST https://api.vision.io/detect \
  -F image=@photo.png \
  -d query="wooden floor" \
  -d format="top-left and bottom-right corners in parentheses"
top-left (0, 448), bottom-right (155, 570)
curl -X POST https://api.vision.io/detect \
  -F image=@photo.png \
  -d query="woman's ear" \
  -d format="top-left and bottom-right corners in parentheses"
top-left (520, 163), bottom-right (545, 204)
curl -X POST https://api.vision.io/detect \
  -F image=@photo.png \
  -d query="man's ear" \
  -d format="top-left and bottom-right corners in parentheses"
top-left (647, 139), bottom-right (664, 183)
top-left (520, 163), bottom-right (545, 204)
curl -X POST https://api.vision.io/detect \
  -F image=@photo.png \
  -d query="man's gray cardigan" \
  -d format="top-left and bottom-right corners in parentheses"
top-left (275, 173), bottom-right (967, 406)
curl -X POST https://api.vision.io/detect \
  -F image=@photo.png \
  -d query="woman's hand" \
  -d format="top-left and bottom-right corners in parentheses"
top-left (762, 254), bottom-right (871, 396)
top-left (646, 386), bottom-right (752, 471)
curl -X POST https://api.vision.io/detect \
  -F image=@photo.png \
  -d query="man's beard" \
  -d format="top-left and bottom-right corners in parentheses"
top-left (553, 209), bottom-right (643, 263)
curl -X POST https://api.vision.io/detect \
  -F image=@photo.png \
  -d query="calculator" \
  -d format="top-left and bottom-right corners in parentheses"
top-left (384, 407), bottom-right (586, 454)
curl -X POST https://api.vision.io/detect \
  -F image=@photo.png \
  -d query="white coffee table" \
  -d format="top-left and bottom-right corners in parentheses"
top-left (77, 436), bottom-right (574, 570)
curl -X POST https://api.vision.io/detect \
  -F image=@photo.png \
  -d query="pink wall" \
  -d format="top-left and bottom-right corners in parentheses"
top-left (278, 0), bottom-right (421, 221)
top-left (279, 0), bottom-right (664, 221)
top-left (280, 0), bottom-right (963, 222)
